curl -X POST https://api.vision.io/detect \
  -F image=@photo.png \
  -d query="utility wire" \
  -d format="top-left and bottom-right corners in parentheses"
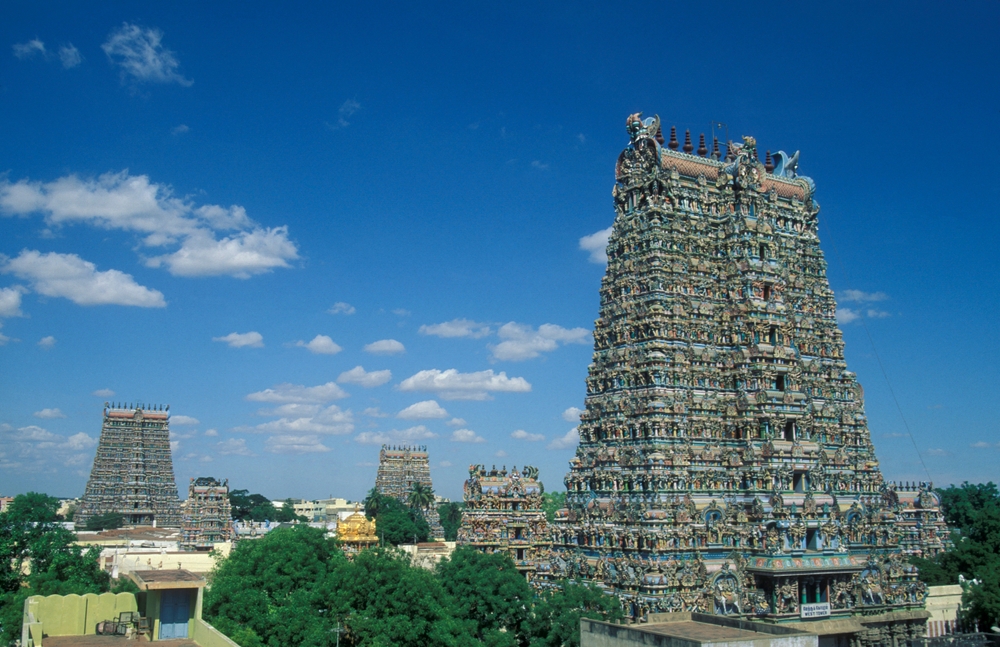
top-left (824, 228), bottom-right (932, 482)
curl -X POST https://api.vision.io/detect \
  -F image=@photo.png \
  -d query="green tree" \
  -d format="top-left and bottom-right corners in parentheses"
top-left (85, 512), bottom-right (124, 531)
top-left (363, 488), bottom-right (383, 519)
top-left (408, 483), bottom-right (435, 511)
top-left (540, 492), bottom-right (566, 524)
top-left (374, 497), bottom-right (429, 545)
top-left (437, 548), bottom-right (533, 646)
top-left (438, 502), bottom-right (464, 541)
top-left (228, 489), bottom-right (305, 523)
top-left (526, 581), bottom-right (623, 647)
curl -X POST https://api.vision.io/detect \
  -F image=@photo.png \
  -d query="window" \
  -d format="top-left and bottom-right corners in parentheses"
top-left (763, 284), bottom-right (772, 301)
top-left (784, 420), bottom-right (795, 441)
top-left (776, 374), bottom-right (786, 391)
top-left (806, 528), bottom-right (820, 551)
top-left (759, 243), bottom-right (766, 261)
top-left (768, 326), bottom-right (777, 345)
top-left (793, 471), bottom-right (808, 492)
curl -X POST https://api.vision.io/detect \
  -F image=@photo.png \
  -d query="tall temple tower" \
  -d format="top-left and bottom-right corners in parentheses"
top-left (375, 444), bottom-right (445, 540)
top-left (75, 403), bottom-right (181, 528)
top-left (180, 477), bottom-right (233, 550)
top-left (542, 114), bottom-right (946, 641)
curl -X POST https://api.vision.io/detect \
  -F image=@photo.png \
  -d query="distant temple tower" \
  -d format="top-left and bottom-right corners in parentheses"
top-left (541, 114), bottom-right (947, 641)
top-left (180, 477), bottom-right (233, 550)
top-left (375, 444), bottom-right (444, 540)
top-left (75, 403), bottom-right (181, 528)
top-left (458, 465), bottom-right (550, 580)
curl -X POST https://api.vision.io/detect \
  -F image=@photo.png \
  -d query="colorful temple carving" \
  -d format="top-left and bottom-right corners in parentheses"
top-left (539, 114), bottom-right (948, 642)
top-left (375, 444), bottom-right (445, 540)
top-left (458, 465), bottom-right (550, 580)
top-left (76, 403), bottom-right (181, 528)
top-left (180, 477), bottom-right (234, 550)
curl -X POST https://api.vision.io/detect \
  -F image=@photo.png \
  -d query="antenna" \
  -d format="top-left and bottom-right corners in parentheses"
top-left (710, 121), bottom-right (729, 152)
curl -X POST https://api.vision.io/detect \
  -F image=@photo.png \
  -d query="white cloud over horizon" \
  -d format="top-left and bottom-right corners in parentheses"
top-left (397, 400), bottom-right (448, 420)
top-left (355, 425), bottom-right (437, 445)
top-left (579, 226), bottom-right (612, 264)
top-left (170, 415), bottom-right (199, 426)
top-left (338, 366), bottom-right (391, 388)
top-left (213, 331), bottom-right (263, 348)
top-left (2, 250), bottom-right (166, 308)
top-left (511, 429), bottom-right (544, 442)
top-left (328, 302), bottom-right (356, 315)
top-left (33, 408), bottom-right (66, 419)
top-left (294, 334), bottom-right (342, 355)
top-left (0, 288), bottom-right (24, 318)
top-left (398, 368), bottom-right (531, 401)
top-left (562, 407), bottom-right (583, 422)
top-left (419, 318), bottom-right (492, 339)
top-left (490, 322), bottom-right (589, 361)
top-left (451, 428), bottom-right (486, 443)
top-left (0, 171), bottom-right (298, 279)
top-left (548, 428), bottom-right (579, 450)
top-left (102, 23), bottom-right (192, 86)
top-left (246, 382), bottom-right (348, 404)
top-left (364, 339), bottom-right (405, 354)
top-left (265, 434), bottom-right (331, 454)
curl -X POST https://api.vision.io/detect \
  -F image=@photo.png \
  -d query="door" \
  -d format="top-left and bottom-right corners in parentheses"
top-left (159, 590), bottom-right (190, 639)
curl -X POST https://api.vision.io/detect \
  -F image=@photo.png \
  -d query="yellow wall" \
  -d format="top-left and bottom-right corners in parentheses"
top-left (193, 619), bottom-right (241, 647)
top-left (27, 592), bottom-right (137, 636)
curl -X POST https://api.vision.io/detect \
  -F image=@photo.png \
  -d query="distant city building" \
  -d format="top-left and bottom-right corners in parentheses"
top-left (294, 500), bottom-right (326, 522)
top-left (76, 403), bottom-right (181, 528)
top-left (458, 464), bottom-right (549, 580)
top-left (180, 477), bottom-right (234, 551)
top-left (0, 496), bottom-right (13, 513)
top-left (375, 444), bottom-right (444, 540)
top-left (537, 113), bottom-right (947, 642)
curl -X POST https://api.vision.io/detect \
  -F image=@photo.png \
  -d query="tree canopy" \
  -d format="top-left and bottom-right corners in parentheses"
top-left (229, 489), bottom-right (306, 523)
top-left (363, 490), bottom-right (430, 545)
top-left (438, 502), bottom-right (463, 542)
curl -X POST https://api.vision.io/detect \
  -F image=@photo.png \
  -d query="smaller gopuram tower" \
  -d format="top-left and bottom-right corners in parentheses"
top-left (375, 444), bottom-right (445, 540)
top-left (180, 477), bottom-right (233, 550)
top-left (75, 403), bottom-right (181, 528)
top-left (458, 465), bottom-right (550, 581)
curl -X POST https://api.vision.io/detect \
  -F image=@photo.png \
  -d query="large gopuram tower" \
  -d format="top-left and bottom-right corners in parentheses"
top-left (375, 444), bottom-right (445, 540)
top-left (76, 403), bottom-right (181, 528)
top-left (542, 114), bottom-right (945, 641)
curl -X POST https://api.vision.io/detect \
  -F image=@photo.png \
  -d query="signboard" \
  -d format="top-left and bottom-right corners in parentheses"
top-left (800, 602), bottom-right (831, 618)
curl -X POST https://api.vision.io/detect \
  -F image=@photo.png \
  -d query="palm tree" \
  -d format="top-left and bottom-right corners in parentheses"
top-left (408, 482), bottom-right (435, 510)
top-left (363, 487), bottom-right (382, 518)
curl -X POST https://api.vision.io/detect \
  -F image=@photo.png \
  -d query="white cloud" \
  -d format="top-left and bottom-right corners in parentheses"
top-left (548, 428), bottom-right (579, 450)
top-left (926, 448), bottom-right (951, 457)
top-left (92, 388), bottom-right (115, 397)
top-left (265, 434), bottom-right (330, 454)
top-left (364, 339), bottom-right (405, 354)
top-left (562, 407), bottom-right (583, 422)
top-left (170, 415), bottom-right (199, 426)
top-left (0, 327), bottom-right (9, 346)
top-left (490, 322), bottom-right (589, 361)
top-left (147, 227), bottom-right (298, 278)
top-left (102, 23), bottom-right (192, 86)
top-left (331, 99), bottom-right (361, 128)
top-left (511, 429), bottom-right (544, 442)
top-left (58, 44), bottom-right (82, 68)
top-left (257, 403), bottom-right (321, 417)
top-left (392, 308), bottom-right (410, 316)
top-left (295, 334), bottom-right (342, 355)
top-left (355, 425), bottom-right (437, 445)
top-left (64, 432), bottom-right (96, 450)
top-left (399, 368), bottom-right (531, 401)
top-left (204, 428), bottom-right (218, 437)
top-left (328, 302), bottom-right (356, 315)
top-left (248, 404), bottom-right (354, 435)
top-left (2, 250), bottom-right (166, 307)
top-left (0, 287), bottom-right (24, 317)
top-left (970, 441), bottom-right (996, 449)
top-left (217, 438), bottom-right (253, 456)
top-left (451, 428), bottom-right (486, 443)
top-left (171, 124), bottom-right (189, 135)
top-left (170, 440), bottom-right (180, 452)
top-left (839, 289), bottom-right (888, 303)
top-left (397, 400), bottom-right (448, 420)
top-left (246, 382), bottom-right (348, 404)
top-left (446, 418), bottom-right (466, 427)
top-left (439, 460), bottom-right (453, 468)
top-left (419, 318), bottom-right (492, 339)
top-left (0, 424), bottom-right (96, 470)
top-left (579, 226), bottom-right (612, 264)
top-left (867, 309), bottom-right (890, 319)
top-left (338, 366), bottom-right (391, 388)
top-left (37, 336), bottom-right (56, 349)
top-left (836, 308), bottom-right (860, 325)
top-left (531, 160), bottom-right (549, 170)
top-left (213, 331), bottom-right (263, 348)
top-left (362, 407), bottom-right (389, 418)
top-left (0, 171), bottom-right (299, 279)
top-left (13, 39), bottom-right (46, 59)
top-left (495, 450), bottom-right (508, 458)
top-left (33, 408), bottom-right (66, 419)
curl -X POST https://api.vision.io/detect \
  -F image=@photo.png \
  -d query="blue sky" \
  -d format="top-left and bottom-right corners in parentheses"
top-left (1, 3), bottom-right (998, 501)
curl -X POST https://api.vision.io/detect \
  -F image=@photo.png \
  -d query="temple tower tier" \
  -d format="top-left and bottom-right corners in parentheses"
top-left (538, 113), bottom-right (947, 638)
top-left (76, 403), bottom-right (182, 529)
top-left (180, 477), bottom-right (234, 550)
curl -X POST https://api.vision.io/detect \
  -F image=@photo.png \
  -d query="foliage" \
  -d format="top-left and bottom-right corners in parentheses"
top-left (912, 482), bottom-right (1000, 630)
top-left (408, 483), bottom-right (435, 511)
top-left (526, 581), bottom-right (624, 647)
top-left (229, 489), bottom-right (306, 523)
top-left (362, 491), bottom-right (429, 545)
top-left (438, 502), bottom-right (464, 541)
top-left (0, 493), bottom-right (112, 645)
top-left (540, 492), bottom-right (566, 524)
top-left (85, 512), bottom-right (124, 531)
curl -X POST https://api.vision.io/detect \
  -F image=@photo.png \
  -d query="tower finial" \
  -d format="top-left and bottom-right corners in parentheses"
top-left (668, 126), bottom-right (679, 150)
top-left (683, 130), bottom-right (693, 153)
top-left (697, 133), bottom-right (708, 157)
top-left (765, 150), bottom-right (774, 173)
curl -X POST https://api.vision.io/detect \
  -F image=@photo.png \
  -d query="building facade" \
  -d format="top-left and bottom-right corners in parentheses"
top-left (539, 114), bottom-right (947, 643)
top-left (458, 465), bottom-right (550, 580)
top-left (375, 444), bottom-right (445, 540)
top-left (76, 403), bottom-right (181, 528)
top-left (180, 477), bottom-right (233, 550)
